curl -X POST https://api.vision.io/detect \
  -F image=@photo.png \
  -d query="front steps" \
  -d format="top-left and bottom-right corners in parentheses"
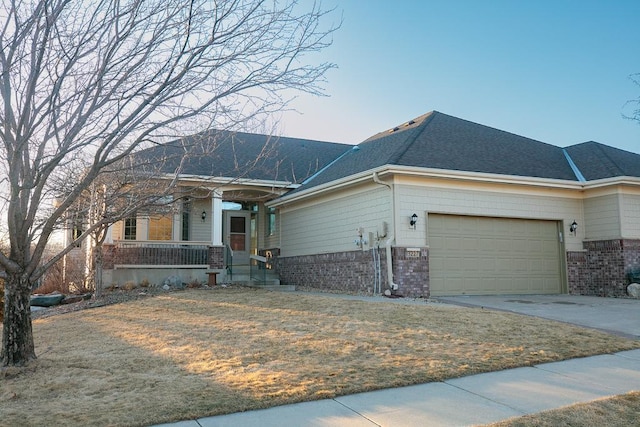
top-left (225, 265), bottom-right (295, 291)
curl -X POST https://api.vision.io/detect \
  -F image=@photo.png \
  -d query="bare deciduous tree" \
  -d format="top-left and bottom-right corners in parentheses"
top-left (627, 73), bottom-right (640, 125)
top-left (0, 0), bottom-right (337, 367)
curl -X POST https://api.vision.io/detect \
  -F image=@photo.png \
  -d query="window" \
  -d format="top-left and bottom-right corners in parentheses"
top-left (124, 216), bottom-right (137, 240)
top-left (267, 207), bottom-right (276, 236)
top-left (72, 220), bottom-right (83, 247)
top-left (148, 215), bottom-right (172, 240)
top-left (181, 200), bottom-right (191, 241)
top-left (229, 216), bottom-right (246, 250)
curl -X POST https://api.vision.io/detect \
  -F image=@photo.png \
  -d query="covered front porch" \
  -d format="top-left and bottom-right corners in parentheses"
top-left (101, 180), bottom-right (288, 288)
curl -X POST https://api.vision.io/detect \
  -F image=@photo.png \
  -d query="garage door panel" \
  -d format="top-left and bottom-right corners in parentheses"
top-left (429, 215), bottom-right (563, 296)
top-left (510, 258), bottom-right (528, 271)
top-left (529, 258), bottom-right (544, 271)
top-left (462, 237), bottom-right (479, 250)
top-left (522, 239), bottom-right (539, 252)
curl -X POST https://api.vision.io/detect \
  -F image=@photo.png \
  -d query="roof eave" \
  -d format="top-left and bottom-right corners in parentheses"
top-left (268, 165), bottom-right (589, 207)
top-left (581, 176), bottom-right (640, 189)
top-left (387, 166), bottom-right (585, 188)
top-left (268, 166), bottom-right (390, 207)
top-left (163, 173), bottom-right (299, 189)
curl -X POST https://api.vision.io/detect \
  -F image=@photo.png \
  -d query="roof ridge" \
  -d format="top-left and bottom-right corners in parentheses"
top-left (386, 111), bottom-right (438, 164)
top-left (561, 148), bottom-right (586, 182)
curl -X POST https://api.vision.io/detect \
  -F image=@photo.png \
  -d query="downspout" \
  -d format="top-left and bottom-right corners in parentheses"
top-left (372, 172), bottom-right (398, 291)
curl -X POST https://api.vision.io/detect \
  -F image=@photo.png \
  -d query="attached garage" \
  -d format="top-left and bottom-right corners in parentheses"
top-left (428, 214), bottom-right (564, 296)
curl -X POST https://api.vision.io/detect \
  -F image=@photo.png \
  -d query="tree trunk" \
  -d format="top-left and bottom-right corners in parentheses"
top-left (1, 274), bottom-right (36, 366)
top-left (94, 243), bottom-right (103, 298)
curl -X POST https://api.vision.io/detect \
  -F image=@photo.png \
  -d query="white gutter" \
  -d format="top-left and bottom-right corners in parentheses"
top-left (372, 172), bottom-right (398, 291)
top-left (161, 173), bottom-right (299, 189)
top-left (269, 164), bottom-right (593, 207)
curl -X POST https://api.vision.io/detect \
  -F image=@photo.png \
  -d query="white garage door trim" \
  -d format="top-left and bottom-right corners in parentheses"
top-left (428, 214), bottom-right (564, 296)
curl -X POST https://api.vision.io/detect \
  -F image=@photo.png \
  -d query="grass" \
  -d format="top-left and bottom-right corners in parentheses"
top-left (488, 391), bottom-right (640, 426)
top-left (1, 287), bottom-right (639, 426)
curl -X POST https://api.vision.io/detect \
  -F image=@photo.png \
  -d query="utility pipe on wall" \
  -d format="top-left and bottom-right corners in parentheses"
top-left (372, 172), bottom-right (398, 291)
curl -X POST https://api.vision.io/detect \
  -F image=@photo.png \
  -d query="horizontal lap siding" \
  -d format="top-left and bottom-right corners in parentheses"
top-left (395, 181), bottom-right (583, 252)
top-left (280, 185), bottom-right (391, 256)
top-left (584, 194), bottom-right (621, 240)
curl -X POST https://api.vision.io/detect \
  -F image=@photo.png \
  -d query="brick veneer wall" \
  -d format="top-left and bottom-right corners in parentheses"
top-left (567, 239), bottom-right (640, 297)
top-left (103, 244), bottom-right (115, 269)
top-left (566, 251), bottom-right (588, 294)
top-left (392, 247), bottom-right (429, 297)
top-left (208, 246), bottom-right (224, 269)
top-left (276, 247), bottom-right (429, 297)
top-left (623, 239), bottom-right (640, 275)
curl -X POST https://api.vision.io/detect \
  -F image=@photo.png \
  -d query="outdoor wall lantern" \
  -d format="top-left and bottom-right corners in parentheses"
top-left (410, 213), bottom-right (418, 229)
top-left (201, 210), bottom-right (207, 222)
top-left (569, 220), bottom-right (578, 235)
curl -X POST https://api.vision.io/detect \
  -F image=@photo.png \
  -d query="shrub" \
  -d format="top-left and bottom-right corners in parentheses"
top-left (122, 281), bottom-right (137, 291)
top-left (34, 254), bottom-right (90, 295)
top-left (187, 279), bottom-right (202, 289)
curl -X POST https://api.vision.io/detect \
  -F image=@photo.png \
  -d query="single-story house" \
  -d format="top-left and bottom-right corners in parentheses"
top-left (78, 111), bottom-right (640, 297)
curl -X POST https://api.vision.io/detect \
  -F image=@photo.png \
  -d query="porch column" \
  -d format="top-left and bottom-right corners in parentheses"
top-left (172, 209), bottom-right (181, 241)
top-left (211, 190), bottom-right (223, 246)
top-left (104, 225), bottom-right (113, 244)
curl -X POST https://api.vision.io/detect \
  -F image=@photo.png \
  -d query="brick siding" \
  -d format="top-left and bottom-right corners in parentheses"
top-left (567, 239), bottom-right (640, 297)
top-left (103, 244), bottom-right (115, 269)
top-left (208, 246), bottom-right (224, 269)
top-left (392, 247), bottom-right (429, 297)
top-left (276, 247), bottom-right (429, 297)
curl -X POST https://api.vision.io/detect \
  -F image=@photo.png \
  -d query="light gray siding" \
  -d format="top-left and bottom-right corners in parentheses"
top-left (280, 184), bottom-right (391, 256)
top-left (584, 194), bottom-right (621, 240)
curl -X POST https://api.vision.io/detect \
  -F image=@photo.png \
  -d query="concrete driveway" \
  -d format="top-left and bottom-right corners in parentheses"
top-left (436, 294), bottom-right (640, 339)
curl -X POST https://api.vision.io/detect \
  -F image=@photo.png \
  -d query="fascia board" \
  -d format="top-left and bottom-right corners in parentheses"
top-left (581, 176), bottom-right (640, 189)
top-left (268, 167), bottom-right (390, 207)
top-left (268, 165), bottom-right (589, 207)
top-left (387, 166), bottom-right (585, 189)
top-left (163, 173), bottom-right (298, 189)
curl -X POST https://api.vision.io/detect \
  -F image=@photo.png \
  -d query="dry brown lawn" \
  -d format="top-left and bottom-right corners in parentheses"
top-left (488, 391), bottom-right (640, 427)
top-left (1, 287), bottom-right (639, 426)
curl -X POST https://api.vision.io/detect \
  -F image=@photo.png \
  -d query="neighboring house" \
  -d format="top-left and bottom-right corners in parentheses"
top-left (73, 111), bottom-right (640, 298)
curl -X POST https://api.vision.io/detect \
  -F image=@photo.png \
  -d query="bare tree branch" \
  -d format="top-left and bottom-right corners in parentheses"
top-left (0, 0), bottom-right (338, 366)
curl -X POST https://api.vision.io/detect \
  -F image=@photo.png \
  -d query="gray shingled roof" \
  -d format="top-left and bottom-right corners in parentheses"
top-left (133, 113), bottom-right (640, 194)
top-left (134, 130), bottom-right (350, 184)
top-left (296, 111), bottom-right (581, 191)
top-left (564, 141), bottom-right (640, 181)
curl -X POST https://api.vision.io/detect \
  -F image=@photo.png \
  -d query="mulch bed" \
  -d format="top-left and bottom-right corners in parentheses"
top-left (30, 286), bottom-right (203, 320)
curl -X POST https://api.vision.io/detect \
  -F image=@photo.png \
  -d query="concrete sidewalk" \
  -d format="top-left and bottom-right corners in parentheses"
top-left (154, 349), bottom-right (640, 427)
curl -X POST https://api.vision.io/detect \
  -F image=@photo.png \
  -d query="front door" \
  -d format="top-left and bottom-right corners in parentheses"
top-left (224, 210), bottom-right (252, 265)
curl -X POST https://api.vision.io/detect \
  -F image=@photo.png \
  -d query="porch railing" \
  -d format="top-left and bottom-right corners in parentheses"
top-left (250, 255), bottom-right (267, 283)
top-left (113, 241), bottom-right (210, 267)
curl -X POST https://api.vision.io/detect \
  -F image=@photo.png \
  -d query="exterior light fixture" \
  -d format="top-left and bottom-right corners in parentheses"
top-left (410, 213), bottom-right (418, 229)
top-left (201, 210), bottom-right (207, 222)
top-left (569, 220), bottom-right (577, 235)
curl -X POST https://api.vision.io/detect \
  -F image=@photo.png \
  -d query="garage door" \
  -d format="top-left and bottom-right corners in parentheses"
top-left (428, 215), bottom-right (563, 296)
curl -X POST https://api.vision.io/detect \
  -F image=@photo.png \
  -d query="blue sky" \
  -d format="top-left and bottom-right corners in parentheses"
top-left (278, 0), bottom-right (640, 153)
